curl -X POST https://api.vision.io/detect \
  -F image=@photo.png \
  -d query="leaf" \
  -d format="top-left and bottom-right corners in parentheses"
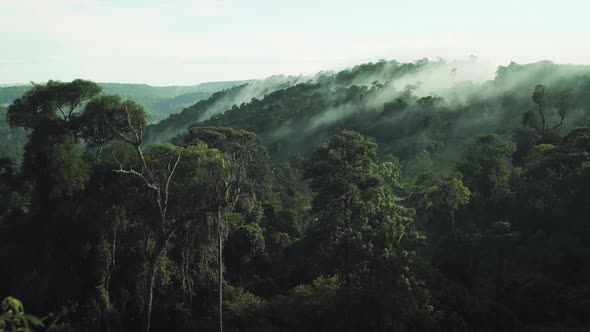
top-left (2, 297), bottom-right (24, 314)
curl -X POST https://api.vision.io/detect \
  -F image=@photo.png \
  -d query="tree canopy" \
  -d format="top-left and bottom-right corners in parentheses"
top-left (2, 60), bottom-right (590, 331)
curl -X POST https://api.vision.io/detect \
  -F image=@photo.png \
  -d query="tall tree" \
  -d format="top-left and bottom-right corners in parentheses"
top-left (4, 80), bottom-right (103, 322)
top-left (7, 80), bottom-right (101, 208)
top-left (184, 126), bottom-right (270, 332)
top-left (523, 84), bottom-right (570, 134)
top-left (304, 131), bottom-right (430, 330)
top-left (87, 98), bottom-right (225, 332)
top-left (532, 84), bottom-right (548, 134)
top-left (411, 171), bottom-right (471, 240)
top-left (456, 134), bottom-right (515, 204)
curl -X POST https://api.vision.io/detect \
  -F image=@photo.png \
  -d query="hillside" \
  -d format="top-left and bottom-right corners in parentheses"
top-left (0, 80), bottom-right (250, 160)
top-left (151, 59), bottom-right (590, 168)
top-left (0, 80), bottom-right (250, 122)
top-left (3, 59), bottom-right (590, 332)
top-left (145, 75), bottom-right (309, 143)
top-left (145, 59), bottom-right (463, 143)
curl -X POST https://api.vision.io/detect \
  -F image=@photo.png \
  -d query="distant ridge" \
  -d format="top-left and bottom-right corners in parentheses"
top-left (0, 80), bottom-right (253, 122)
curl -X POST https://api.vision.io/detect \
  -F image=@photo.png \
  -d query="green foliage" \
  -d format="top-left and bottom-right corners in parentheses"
top-left (3, 60), bottom-right (590, 331)
top-left (0, 106), bottom-right (27, 162)
top-left (456, 134), bottom-right (515, 201)
top-left (44, 136), bottom-right (90, 197)
top-left (302, 131), bottom-right (432, 330)
top-left (412, 171), bottom-right (471, 213)
top-left (1, 81), bottom-right (248, 124)
top-left (289, 275), bottom-right (340, 304)
top-left (266, 276), bottom-right (341, 330)
top-left (183, 126), bottom-right (271, 196)
top-left (0, 297), bottom-right (43, 332)
top-left (225, 286), bottom-right (266, 319)
top-left (7, 79), bottom-right (101, 129)
top-left (79, 95), bottom-right (146, 149)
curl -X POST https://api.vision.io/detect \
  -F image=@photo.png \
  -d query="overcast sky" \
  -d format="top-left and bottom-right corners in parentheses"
top-left (1, 0), bottom-right (589, 86)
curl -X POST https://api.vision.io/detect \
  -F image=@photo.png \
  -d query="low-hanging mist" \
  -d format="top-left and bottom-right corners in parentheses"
top-left (3, 56), bottom-right (590, 332)
top-left (143, 58), bottom-right (590, 171)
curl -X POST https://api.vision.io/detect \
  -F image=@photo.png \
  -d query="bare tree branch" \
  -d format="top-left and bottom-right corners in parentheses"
top-left (124, 105), bottom-right (142, 143)
top-left (93, 144), bottom-right (105, 162)
top-left (57, 106), bottom-right (68, 121)
top-left (103, 113), bottom-right (135, 145)
top-left (111, 145), bottom-right (158, 192)
top-left (164, 149), bottom-right (183, 213)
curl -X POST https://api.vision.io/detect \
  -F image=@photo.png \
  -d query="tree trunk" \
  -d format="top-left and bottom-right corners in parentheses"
top-left (144, 237), bottom-right (168, 332)
top-left (106, 227), bottom-right (117, 296)
top-left (144, 258), bottom-right (157, 332)
top-left (217, 208), bottom-right (223, 332)
top-left (538, 106), bottom-right (546, 135)
top-left (103, 227), bottom-right (117, 332)
top-left (449, 209), bottom-right (457, 242)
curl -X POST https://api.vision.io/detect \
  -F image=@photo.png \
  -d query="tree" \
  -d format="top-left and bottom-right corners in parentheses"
top-left (304, 131), bottom-right (380, 288)
top-left (523, 84), bottom-right (570, 134)
top-left (89, 99), bottom-right (225, 332)
top-left (411, 171), bottom-right (471, 240)
top-left (7, 79), bottom-right (101, 130)
top-left (78, 95), bottom-right (130, 159)
top-left (304, 131), bottom-right (431, 330)
top-left (552, 91), bottom-right (570, 130)
top-left (184, 126), bottom-right (270, 332)
top-left (456, 134), bottom-right (515, 203)
top-left (531, 84), bottom-right (548, 134)
top-left (3, 80), bottom-right (107, 326)
top-left (7, 80), bottom-right (101, 207)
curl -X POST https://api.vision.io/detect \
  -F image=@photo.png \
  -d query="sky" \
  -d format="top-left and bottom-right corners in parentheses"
top-left (1, 0), bottom-right (589, 86)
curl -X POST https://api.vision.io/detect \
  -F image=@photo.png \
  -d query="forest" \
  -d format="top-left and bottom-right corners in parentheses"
top-left (1, 58), bottom-right (590, 332)
top-left (0, 81), bottom-right (248, 124)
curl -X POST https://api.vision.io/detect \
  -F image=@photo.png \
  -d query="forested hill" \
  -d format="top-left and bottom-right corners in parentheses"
top-left (145, 59), bottom-right (449, 143)
top-left (0, 80), bottom-right (249, 161)
top-left (3, 59), bottom-right (590, 331)
top-left (144, 75), bottom-right (312, 143)
top-left (0, 80), bottom-right (250, 122)
top-left (150, 59), bottom-right (590, 168)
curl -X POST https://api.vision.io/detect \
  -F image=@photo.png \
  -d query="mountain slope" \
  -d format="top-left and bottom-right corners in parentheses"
top-left (155, 59), bottom-right (590, 169)
top-left (0, 80), bottom-right (251, 122)
top-left (145, 75), bottom-right (311, 143)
